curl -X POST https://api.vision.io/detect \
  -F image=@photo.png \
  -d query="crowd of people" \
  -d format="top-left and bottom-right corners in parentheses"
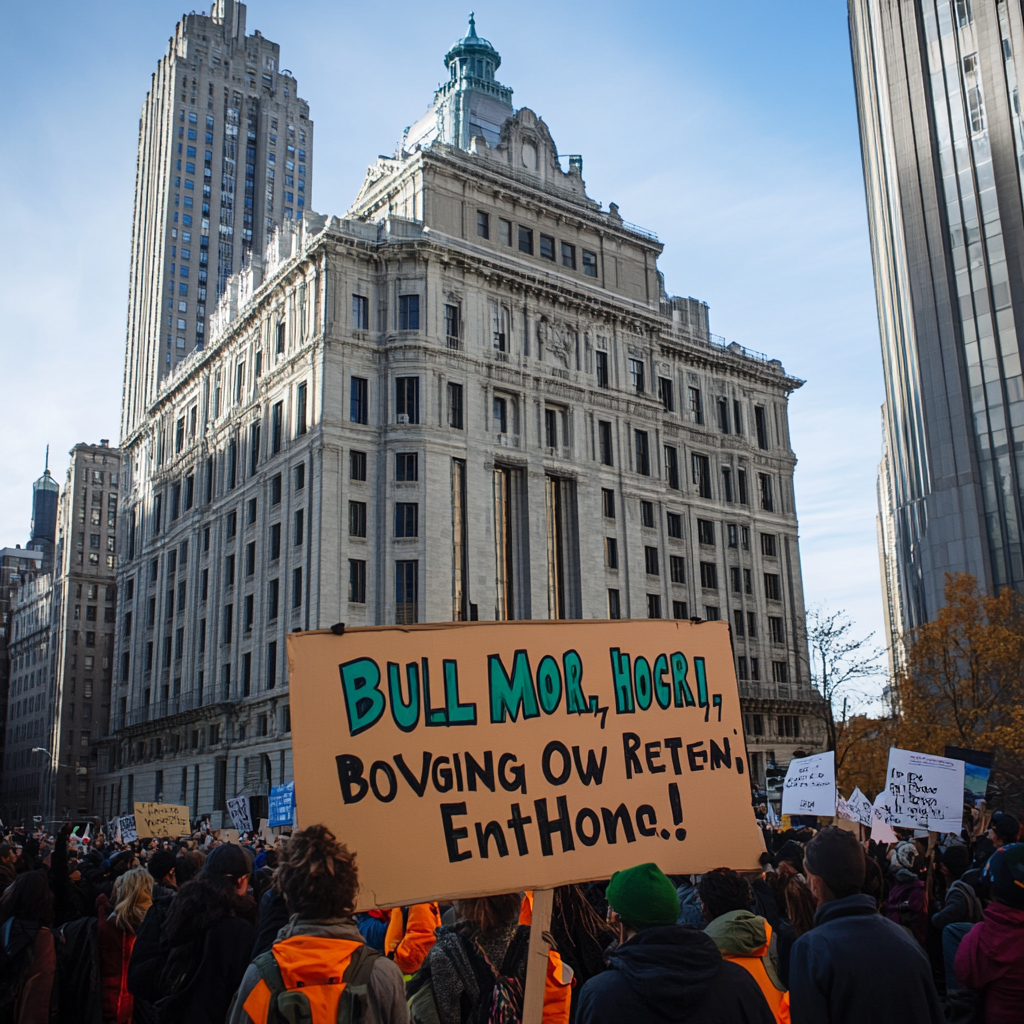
top-left (0, 811), bottom-right (1020, 1023)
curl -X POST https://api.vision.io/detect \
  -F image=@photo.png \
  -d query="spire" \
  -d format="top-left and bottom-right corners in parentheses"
top-left (44, 444), bottom-right (49, 474)
top-left (467, 12), bottom-right (477, 39)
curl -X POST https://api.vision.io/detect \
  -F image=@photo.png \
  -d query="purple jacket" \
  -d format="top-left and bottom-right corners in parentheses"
top-left (954, 901), bottom-right (1024, 1024)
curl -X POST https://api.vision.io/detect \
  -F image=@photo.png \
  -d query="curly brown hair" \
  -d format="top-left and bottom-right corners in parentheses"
top-left (453, 894), bottom-right (523, 938)
top-left (276, 824), bottom-right (359, 919)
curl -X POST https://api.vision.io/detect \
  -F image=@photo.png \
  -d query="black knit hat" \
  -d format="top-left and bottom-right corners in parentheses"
top-left (203, 843), bottom-right (250, 880)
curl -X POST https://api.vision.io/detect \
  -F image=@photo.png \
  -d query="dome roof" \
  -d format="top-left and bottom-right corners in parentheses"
top-left (33, 468), bottom-right (58, 494)
top-left (444, 13), bottom-right (501, 71)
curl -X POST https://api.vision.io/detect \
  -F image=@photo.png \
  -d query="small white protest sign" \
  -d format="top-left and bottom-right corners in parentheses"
top-left (880, 748), bottom-right (965, 832)
top-left (226, 795), bottom-right (252, 832)
top-left (870, 791), bottom-right (899, 843)
top-left (781, 751), bottom-right (836, 816)
top-left (837, 796), bottom-right (855, 821)
top-left (849, 787), bottom-right (874, 827)
top-left (118, 814), bottom-right (138, 843)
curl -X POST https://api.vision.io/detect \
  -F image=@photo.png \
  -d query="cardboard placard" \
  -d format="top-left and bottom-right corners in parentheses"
top-left (217, 828), bottom-right (241, 845)
top-left (226, 796), bottom-right (252, 833)
top-left (880, 748), bottom-right (965, 832)
top-left (780, 751), bottom-right (836, 817)
top-left (287, 619), bottom-right (764, 910)
top-left (268, 782), bottom-right (296, 827)
top-left (133, 802), bottom-right (192, 838)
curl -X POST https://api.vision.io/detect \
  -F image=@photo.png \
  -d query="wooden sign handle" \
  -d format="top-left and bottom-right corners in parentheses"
top-left (522, 887), bottom-right (554, 1024)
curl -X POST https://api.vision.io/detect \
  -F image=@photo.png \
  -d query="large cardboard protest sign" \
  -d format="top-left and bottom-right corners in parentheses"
top-left (880, 748), bottom-right (965, 832)
top-left (288, 619), bottom-right (764, 910)
top-left (133, 802), bottom-right (191, 838)
top-left (780, 751), bottom-right (836, 817)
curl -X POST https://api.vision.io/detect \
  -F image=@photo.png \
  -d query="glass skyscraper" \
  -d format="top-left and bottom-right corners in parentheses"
top-left (850, 0), bottom-right (1024, 647)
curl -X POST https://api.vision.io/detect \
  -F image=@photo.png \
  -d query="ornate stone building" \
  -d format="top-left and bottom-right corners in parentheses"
top-left (97, 18), bottom-right (822, 825)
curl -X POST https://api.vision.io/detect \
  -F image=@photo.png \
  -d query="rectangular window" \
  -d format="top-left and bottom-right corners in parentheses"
top-left (396, 452), bottom-right (418, 481)
top-left (722, 468), bottom-right (734, 502)
top-left (764, 573), bottom-right (781, 601)
top-left (269, 523), bottom-right (281, 560)
top-left (395, 503), bottom-right (418, 538)
top-left (629, 358), bottom-right (645, 393)
top-left (602, 488), bottom-right (615, 519)
top-left (598, 421), bottom-right (613, 466)
top-left (398, 294), bottom-right (420, 330)
top-left (697, 519), bottom-right (715, 546)
top-left (759, 473), bottom-right (774, 512)
top-left (200, 568), bottom-right (208, 602)
top-left (236, 362), bottom-right (245, 403)
top-left (396, 560), bottom-right (419, 624)
top-left (295, 463), bottom-right (305, 490)
top-left (350, 450), bottom-right (367, 481)
top-left (271, 473), bottom-right (282, 504)
top-left (705, 606), bottom-right (720, 621)
top-left (733, 400), bottom-right (743, 434)
top-left (539, 234), bottom-right (555, 260)
top-left (688, 387), bottom-right (703, 424)
top-left (605, 537), bottom-right (618, 569)
top-left (670, 555), bottom-right (685, 584)
top-left (499, 218), bottom-right (512, 246)
top-left (352, 294), bottom-right (369, 330)
top-left (744, 567), bottom-right (752, 593)
top-left (755, 406), bottom-right (770, 449)
top-left (658, 377), bottom-right (674, 411)
top-left (244, 594), bottom-right (254, 632)
top-left (730, 566), bottom-right (741, 593)
top-left (267, 641), bottom-right (278, 690)
top-left (640, 500), bottom-right (655, 528)
top-left (544, 409), bottom-right (558, 449)
top-left (292, 567), bottom-right (303, 608)
top-left (595, 350), bottom-right (609, 388)
top-left (644, 545), bottom-right (659, 576)
top-left (728, 524), bottom-right (738, 548)
top-left (768, 616), bottom-right (785, 644)
top-left (582, 249), bottom-right (598, 277)
top-left (295, 382), bottom-right (308, 436)
top-left (700, 562), bottom-right (718, 589)
top-left (293, 509), bottom-right (304, 546)
top-left (223, 603), bottom-right (233, 643)
top-left (249, 421), bottom-right (260, 475)
top-left (673, 600), bottom-right (688, 620)
top-left (667, 512), bottom-right (682, 539)
top-left (647, 594), bottom-right (662, 619)
top-left (270, 401), bottom-right (284, 455)
top-left (561, 242), bottom-right (576, 269)
top-left (349, 559), bottom-right (366, 603)
top-left (608, 589), bottom-right (621, 619)
top-left (276, 321), bottom-right (286, 354)
top-left (747, 612), bottom-right (757, 638)
top-left (396, 376), bottom-right (420, 423)
top-left (247, 497), bottom-right (257, 524)
top-left (738, 469), bottom-right (749, 505)
top-left (267, 578), bottom-right (279, 620)
top-left (349, 501), bottom-right (367, 537)
top-left (350, 377), bottom-right (369, 424)
top-left (634, 430), bottom-right (650, 476)
top-left (224, 553), bottom-right (235, 587)
top-left (665, 446), bottom-right (680, 489)
top-left (476, 210), bottom-right (490, 238)
top-left (717, 398), bottom-right (730, 433)
top-left (444, 304), bottom-right (460, 347)
top-left (761, 533), bottom-right (778, 557)
top-left (733, 609), bottom-right (745, 637)
top-left (518, 226), bottom-right (533, 254)
top-left (447, 382), bottom-right (464, 428)
top-left (691, 453), bottom-right (712, 498)
top-left (773, 662), bottom-right (790, 685)
top-left (493, 396), bottom-right (508, 433)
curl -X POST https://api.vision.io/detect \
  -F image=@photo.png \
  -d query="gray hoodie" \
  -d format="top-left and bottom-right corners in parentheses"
top-left (225, 916), bottom-right (409, 1024)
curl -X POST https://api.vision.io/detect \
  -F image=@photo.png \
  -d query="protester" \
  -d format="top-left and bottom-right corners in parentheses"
top-left (954, 843), bottom-right (1024, 1024)
top-left (763, 862), bottom-right (816, 938)
top-left (699, 868), bottom-right (788, 1023)
top-left (884, 840), bottom-right (929, 948)
top-left (987, 812), bottom-right (1021, 850)
top-left (384, 902), bottom-right (442, 976)
top-left (97, 867), bottom-right (153, 1024)
top-left (227, 824), bottom-right (407, 1024)
top-left (409, 892), bottom-right (526, 1024)
top-left (148, 844), bottom-right (257, 1024)
top-left (548, 883), bottom-right (614, 1021)
top-left (575, 862), bottom-right (774, 1024)
top-left (0, 871), bottom-right (57, 1023)
top-left (674, 875), bottom-right (705, 928)
top-left (145, 850), bottom-right (177, 899)
top-left (788, 827), bottom-right (942, 1024)
top-left (0, 844), bottom-right (18, 894)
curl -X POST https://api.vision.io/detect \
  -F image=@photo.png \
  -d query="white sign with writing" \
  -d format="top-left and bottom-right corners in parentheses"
top-left (848, 787), bottom-right (874, 827)
top-left (118, 814), bottom-right (137, 843)
top-left (880, 748), bottom-right (965, 832)
top-left (226, 795), bottom-right (252, 833)
top-left (870, 791), bottom-right (899, 843)
top-left (781, 751), bottom-right (836, 816)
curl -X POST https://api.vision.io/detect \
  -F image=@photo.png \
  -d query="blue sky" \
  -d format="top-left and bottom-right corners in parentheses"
top-left (0, 1), bottom-right (887, 693)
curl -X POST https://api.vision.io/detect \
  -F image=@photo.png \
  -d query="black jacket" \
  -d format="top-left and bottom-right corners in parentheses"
top-left (575, 925), bottom-right (774, 1024)
top-left (250, 888), bottom-right (289, 960)
top-left (789, 894), bottom-right (943, 1024)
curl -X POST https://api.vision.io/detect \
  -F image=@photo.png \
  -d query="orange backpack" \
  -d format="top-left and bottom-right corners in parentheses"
top-left (242, 935), bottom-right (382, 1024)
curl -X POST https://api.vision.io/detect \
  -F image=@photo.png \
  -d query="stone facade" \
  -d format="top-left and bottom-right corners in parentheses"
top-left (95, 18), bottom-right (823, 825)
top-left (122, 0), bottom-right (312, 437)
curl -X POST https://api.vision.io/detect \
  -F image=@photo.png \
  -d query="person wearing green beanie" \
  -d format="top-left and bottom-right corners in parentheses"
top-left (577, 861), bottom-right (774, 1024)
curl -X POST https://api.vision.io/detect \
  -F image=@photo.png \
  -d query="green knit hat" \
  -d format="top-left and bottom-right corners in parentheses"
top-left (606, 862), bottom-right (680, 929)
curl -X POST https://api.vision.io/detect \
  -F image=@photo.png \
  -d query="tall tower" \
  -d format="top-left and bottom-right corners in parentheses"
top-left (849, 0), bottom-right (1024, 643)
top-left (122, 0), bottom-right (313, 437)
top-left (29, 448), bottom-right (59, 572)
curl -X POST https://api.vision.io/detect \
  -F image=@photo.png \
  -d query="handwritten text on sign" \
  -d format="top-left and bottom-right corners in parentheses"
top-left (780, 751), bottom-right (836, 816)
top-left (881, 748), bottom-right (965, 832)
top-left (133, 802), bottom-right (191, 838)
top-left (287, 620), bottom-right (764, 909)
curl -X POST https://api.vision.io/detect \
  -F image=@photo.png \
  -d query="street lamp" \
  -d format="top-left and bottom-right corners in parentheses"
top-left (31, 748), bottom-right (86, 773)
top-left (31, 748), bottom-right (87, 826)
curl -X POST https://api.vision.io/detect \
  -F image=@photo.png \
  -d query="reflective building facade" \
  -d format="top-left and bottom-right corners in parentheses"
top-left (850, 0), bottom-right (1024, 646)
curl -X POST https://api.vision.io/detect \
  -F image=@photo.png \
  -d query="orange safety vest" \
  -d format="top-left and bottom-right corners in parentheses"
top-left (544, 949), bottom-right (574, 1024)
top-left (519, 890), bottom-right (533, 926)
top-left (384, 902), bottom-right (441, 975)
top-left (242, 936), bottom-right (364, 1024)
top-left (719, 922), bottom-right (790, 1024)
